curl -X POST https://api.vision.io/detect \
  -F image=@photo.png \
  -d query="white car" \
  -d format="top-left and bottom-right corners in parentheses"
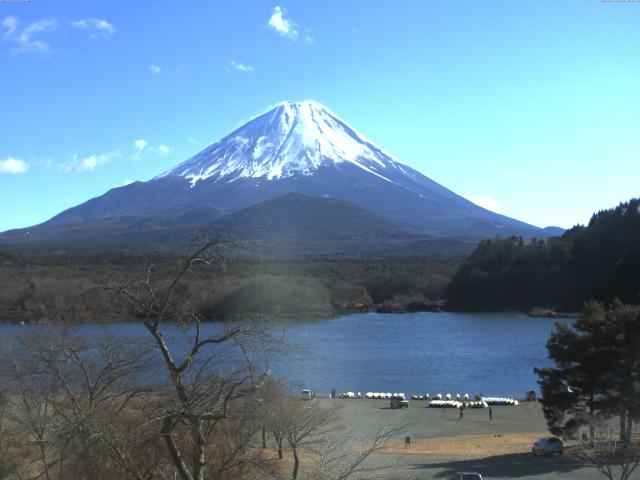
top-left (532, 437), bottom-right (564, 456)
top-left (300, 389), bottom-right (315, 399)
top-left (450, 473), bottom-right (482, 480)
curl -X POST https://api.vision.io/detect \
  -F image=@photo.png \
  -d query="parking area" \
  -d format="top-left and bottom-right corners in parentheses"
top-left (320, 398), bottom-right (623, 479)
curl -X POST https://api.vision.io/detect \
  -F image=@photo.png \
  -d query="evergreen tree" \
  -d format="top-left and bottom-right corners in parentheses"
top-left (536, 301), bottom-right (640, 443)
top-left (448, 197), bottom-right (640, 311)
top-left (603, 300), bottom-right (640, 443)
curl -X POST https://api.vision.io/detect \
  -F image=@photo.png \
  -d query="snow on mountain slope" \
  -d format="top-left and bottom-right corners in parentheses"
top-left (158, 100), bottom-right (413, 185)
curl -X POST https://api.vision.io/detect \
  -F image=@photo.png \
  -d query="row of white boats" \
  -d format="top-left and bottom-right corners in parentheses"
top-left (336, 391), bottom-right (519, 407)
top-left (429, 400), bottom-right (488, 409)
top-left (428, 397), bottom-right (519, 408)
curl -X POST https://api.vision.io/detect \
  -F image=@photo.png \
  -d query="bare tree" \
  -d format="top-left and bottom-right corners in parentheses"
top-left (255, 379), bottom-right (288, 460)
top-left (0, 391), bottom-right (18, 479)
top-left (0, 240), bottom-right (408, 480)
top-left (104, 241), bottom-right (278, 480)
top-left (254, 378), bottom-right (408, 480)
top-left (308, 423), bottom-right (407, 480)
top-left (0, 329), bottom-right (162, 480)
top-left (6, 373), bottom-right (58, 479)
top-left (278, 399), bottom-right (338, 480)
top-left (573, 421), bottom-right (640, 480)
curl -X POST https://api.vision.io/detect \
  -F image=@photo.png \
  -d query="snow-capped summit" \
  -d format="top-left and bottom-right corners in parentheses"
top-left (159, 100), bottom-right (409, 185)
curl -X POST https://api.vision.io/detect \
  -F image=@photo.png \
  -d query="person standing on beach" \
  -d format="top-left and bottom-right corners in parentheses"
top-left (459, 404), bottom-right (464, 420)
top-left (489, 406), bottom-right (493, 421)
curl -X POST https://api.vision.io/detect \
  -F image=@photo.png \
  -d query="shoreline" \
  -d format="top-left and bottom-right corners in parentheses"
top-left (0, 306), bottom-right (578, 325)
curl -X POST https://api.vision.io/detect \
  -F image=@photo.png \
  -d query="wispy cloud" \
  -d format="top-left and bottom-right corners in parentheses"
top-left (268, 6), bottom-right (312, 43)
top-left (135, 141), bottom-right (172, 154)
top-left (1, 16), bottom-right (58, 53)
top-left (468, 194), bottom-right (502, 214)
top-left (2, 16), bottom-right (115, 54)
top-left (130, 140), bottom-right (174, 159)
top-left (226, 60), bottom-right (254, 73)
top-left (0, 157), bottom-right (29, 174)
top-left (41, 139), bottom-right (171, 174)
top-left (149, 64), bottom-right (161, 74)
top-left (71, 18), bottom-right (115, 39)
top-left (134, 139), bottom-right (147, 151)
top-left (57, 151), bottom-right (121, 173)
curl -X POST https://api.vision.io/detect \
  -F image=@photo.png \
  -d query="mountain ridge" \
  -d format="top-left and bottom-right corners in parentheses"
top-left (0, 100), bottom-right (563, 251)
top-left (212, 192), bottom-right (406, 240)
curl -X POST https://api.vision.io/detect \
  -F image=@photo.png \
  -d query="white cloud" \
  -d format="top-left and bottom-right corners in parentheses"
top-left (268, 6), bottom-right (296, 39)
top-left (112, 179), bottom-right (136, 189)
top-left (2, 16), bottom-right (17, 37)
top-left (157, 144), bottom-right (171, 154)
top-left (149, 64), bottom-right (161, 74)
top-left (0, 157), bottom-right (28, 174)
top-left (468, 194), bottom-right (502, 214)
top-left (268, 6), bottom-right (311, 42)
top-left (79, 155), bottom-right (98, 171)
top-left (134, 139), bottom-right (147, 151)
top-left (228, 60), bottom-right (254, 73)
top-left (2, 16), bottom-right (58, 53)
top-left (72, 18), bottom-right (115, 39)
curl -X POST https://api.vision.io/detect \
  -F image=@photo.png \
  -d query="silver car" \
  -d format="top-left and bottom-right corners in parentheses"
top-left (389, 396), bottom-right (409, 408)
top-left (532, 436), bottom-right (564, 456)
top-left (450, 473), bottom-right (482, 480)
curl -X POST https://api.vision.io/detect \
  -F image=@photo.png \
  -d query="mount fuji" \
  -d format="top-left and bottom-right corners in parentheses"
top-left (0, 101), bottom-right (562, 252)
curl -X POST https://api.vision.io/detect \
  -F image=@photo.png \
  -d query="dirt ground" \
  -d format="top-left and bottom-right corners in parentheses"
top-left (315, 398), bottom-right (639, 480)
top-left (380, 433), bottom-right (548, 458)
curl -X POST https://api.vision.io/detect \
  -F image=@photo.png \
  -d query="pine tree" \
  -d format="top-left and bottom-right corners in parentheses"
top-left (536, 301), bottom-right (640, 443)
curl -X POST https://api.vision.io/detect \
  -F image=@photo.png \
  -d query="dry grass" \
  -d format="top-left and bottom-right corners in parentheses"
top-left (380, 432), bottom-right (549, 459)
top-left (250, 447), bottom-right (321, 477)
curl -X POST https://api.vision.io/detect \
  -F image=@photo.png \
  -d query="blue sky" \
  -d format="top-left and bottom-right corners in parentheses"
top-left (1, 0), bottom-right (639, 232)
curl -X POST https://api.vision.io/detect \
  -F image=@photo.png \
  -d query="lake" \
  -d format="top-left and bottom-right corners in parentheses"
top-left (0, 312), bottom-right (566, 398)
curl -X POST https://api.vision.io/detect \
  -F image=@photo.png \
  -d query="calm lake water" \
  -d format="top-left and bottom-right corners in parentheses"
top-left (0, 312), bottom-right (566, 398)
